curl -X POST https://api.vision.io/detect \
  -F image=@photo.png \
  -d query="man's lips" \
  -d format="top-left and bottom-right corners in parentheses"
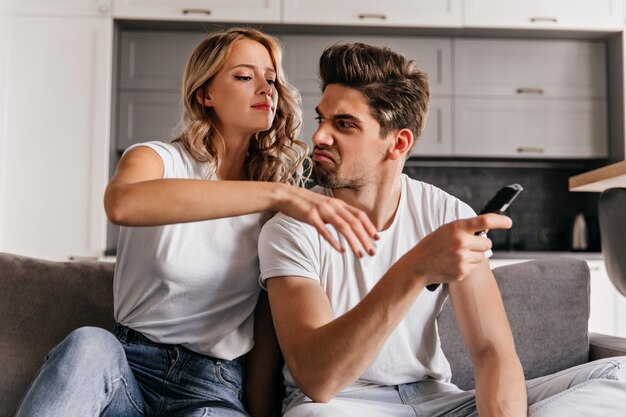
top-left (312, 149), bottom-right (336, 163)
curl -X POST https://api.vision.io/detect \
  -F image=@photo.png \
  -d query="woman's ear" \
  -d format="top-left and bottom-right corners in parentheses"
top-left (388, 129), bottom-right (414, 160)
top-left (196, 89), bottom-right (212, 107)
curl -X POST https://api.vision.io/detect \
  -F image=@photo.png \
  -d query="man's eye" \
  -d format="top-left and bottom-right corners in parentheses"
top-left (234, 75), bottom-right (252, 81)
top-left (337, 120), bottom-right (354, 129)
top-left (315, 116), bottom-right (324, 124)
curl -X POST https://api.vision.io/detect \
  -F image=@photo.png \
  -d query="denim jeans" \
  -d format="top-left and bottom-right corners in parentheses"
top-left (283, 357), bottom-right (626, 417)
top-left (15, 325), bottom-right (249, 417)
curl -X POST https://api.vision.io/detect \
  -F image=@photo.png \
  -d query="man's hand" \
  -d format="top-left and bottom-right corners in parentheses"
top-left (403, 213), bottom-right (512, 288)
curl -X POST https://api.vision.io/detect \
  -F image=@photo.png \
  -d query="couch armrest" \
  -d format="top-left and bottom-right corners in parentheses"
top-left (589, 332), bottom-right (626, 360)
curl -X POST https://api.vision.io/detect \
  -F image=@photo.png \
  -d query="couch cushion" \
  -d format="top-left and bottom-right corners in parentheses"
top-left (0, 252), bottom-right (115, 417)
top-left (438, 257), bottom-right (590, 390)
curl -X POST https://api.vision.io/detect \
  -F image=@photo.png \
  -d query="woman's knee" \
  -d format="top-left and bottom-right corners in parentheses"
top-left (50, 326), bottom-right (123, 365)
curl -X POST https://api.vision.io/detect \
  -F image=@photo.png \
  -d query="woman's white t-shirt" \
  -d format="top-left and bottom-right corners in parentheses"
top-left (114, 141), bottom-right (266, 360)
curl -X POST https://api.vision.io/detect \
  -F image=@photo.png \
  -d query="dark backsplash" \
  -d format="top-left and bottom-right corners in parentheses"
top-left (403, 163), bottom-right (601, 252)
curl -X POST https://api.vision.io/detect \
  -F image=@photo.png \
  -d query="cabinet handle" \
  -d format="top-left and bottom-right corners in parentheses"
top-left (516, 88), bottom-right (544, 95)
top-left (358, 13), bottom-right (387, 21)
top-left (517, 147), bottom-right (545, 154)
top-left (436, 108), bottom-right (442, 144)
top-left (530, 17), bottom-right (558, 24)
top-left (182, 9), bottom-right (212, 16)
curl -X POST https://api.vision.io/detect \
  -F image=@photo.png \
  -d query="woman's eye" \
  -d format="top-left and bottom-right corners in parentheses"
top-left (266, 79), bottom-right (276, 86)
top-left (234, 75), bottom-right (252, 81)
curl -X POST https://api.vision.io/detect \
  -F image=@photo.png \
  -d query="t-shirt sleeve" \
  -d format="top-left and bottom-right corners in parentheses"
top-left (123, 141), bottom-right (177, 178)
top-left (258, 213), bottom-right (321, 289)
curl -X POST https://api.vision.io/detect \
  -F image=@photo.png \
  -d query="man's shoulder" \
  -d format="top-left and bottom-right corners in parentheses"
top-left (402, 174), bottom-right (457, 203)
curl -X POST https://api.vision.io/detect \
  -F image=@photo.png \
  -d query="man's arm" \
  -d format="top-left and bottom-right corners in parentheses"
top-left (449, 261), bottom-right (527, 417)
top-left (266, 214), bottom-right (510, 403)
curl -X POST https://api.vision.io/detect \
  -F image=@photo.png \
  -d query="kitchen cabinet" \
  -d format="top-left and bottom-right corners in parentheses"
top-left (454, 39), bottom-right (607, 99)
top-left (411, 97), bottom-right (453, 157)
top-left (281, 34), bottom-right (453, 155)
top-left (282, 35), bottom-right (452, 96)
top-left (0, 0), bottom-right (110, 16)
top-left (0, 15), bottom-right (112, 260)
top-left (454, 98), bottom-right (608, 158)
top-left (283, 0), bottom-right (462, 27)
top-left (453, 38), bottom-right (608, 159)
top-left (117, 92), bottom-right (182, 150)
top-left (116, 30), bottom-right (205, 150)
top-left (588, 260), bottom-right (626, 338)
top-left (464, 0), bottom-right (623, 31)
top-left (112, 0), bottom-right (280, 23)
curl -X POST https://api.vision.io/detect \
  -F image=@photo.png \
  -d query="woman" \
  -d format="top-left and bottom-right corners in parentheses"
top-left (16, 28), bottom-right (376, 417)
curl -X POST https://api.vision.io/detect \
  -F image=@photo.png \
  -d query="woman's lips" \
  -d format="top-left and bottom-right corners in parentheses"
top-left (251, 103), bottom-right (272, 111)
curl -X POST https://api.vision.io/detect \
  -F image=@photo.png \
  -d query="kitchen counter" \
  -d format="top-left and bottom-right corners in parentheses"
top-left (569, 161), bottom-right (626, 192)
top-left (490, 251), bottom-right (603, 260)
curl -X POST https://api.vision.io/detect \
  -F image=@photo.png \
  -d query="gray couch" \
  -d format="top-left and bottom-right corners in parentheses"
top-left (1, 253), bottom-right (626, 417)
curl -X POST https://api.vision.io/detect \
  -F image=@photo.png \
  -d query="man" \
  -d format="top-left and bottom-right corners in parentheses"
top-left (258, 43), bottom-right (626, 417)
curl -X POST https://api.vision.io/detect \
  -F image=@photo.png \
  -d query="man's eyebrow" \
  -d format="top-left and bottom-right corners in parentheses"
top-left (231, 63), bottom-right (276, 75)
top-left (314, 106), bottom-right (363, 123)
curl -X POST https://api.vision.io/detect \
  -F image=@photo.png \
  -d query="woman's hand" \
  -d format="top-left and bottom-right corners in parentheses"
top-left (276, 185), bottom-right (378, 257)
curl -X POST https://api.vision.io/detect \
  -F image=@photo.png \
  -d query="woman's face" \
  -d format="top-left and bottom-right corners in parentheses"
top-left (201, 39), bottom-right (279, 139)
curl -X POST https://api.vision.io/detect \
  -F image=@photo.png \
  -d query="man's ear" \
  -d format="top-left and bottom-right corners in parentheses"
top-left (388, 129), bottom-right (414, 161)
top-left (196, 88), bottom-right (212, 107)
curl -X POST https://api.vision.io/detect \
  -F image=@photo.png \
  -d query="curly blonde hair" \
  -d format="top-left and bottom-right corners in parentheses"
top-left (173, 27), bottom-right (308, 186)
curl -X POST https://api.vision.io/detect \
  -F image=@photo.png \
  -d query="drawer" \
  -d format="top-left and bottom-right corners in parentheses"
top-left (453, 98), bottom-right (608, 158)
top-left (454, 38), bottom-right (606, 98)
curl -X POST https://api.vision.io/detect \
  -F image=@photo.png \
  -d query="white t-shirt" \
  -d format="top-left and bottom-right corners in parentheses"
top-left (114, 141), bottom-right (266, 360)
top-left (259, 174), bottom-right (482, 390)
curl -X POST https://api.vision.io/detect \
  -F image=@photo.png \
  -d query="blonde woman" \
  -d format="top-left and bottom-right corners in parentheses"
top-left (16, 28), bottom-right (377, 417)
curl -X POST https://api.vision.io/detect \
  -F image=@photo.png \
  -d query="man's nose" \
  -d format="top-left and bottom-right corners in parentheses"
top-left (312, 124), bottom-right (333, 147)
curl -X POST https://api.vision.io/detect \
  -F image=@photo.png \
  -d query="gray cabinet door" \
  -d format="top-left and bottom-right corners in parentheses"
top-left (282, 35), bottom-right (452, 96)
top-left (454, 98), bottom-right (608, 158)
top-left (117, 91), bottom-right (182, 150)
top-left (119, 30), bottom-right (206, 90)
top-left (454, 38), bottom-right (606, 98)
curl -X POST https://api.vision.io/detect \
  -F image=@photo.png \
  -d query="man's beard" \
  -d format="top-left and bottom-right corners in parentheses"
top-left (312, 163), bottom-right (367, 190)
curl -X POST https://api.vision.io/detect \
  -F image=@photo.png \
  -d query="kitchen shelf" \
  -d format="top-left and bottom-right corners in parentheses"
top-left (569, 161), bottom-right (626, 192)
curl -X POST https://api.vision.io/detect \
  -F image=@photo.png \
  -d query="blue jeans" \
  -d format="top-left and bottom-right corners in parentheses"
top-left (283, 357), bottom-right (626, 417)
top-left (15, 325), bottom-right (249, 417)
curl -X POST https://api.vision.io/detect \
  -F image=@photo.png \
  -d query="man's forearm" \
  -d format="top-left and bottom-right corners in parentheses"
top-left (474, 351), bottom-right (527, 417)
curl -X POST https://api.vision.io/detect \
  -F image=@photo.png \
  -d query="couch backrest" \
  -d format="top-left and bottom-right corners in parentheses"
top-left (0, 253), bottom-right (116, 417)
top-left (438, 257), bottom-right (591, 390)
top-left (0, 254), bottom-right (591, 415)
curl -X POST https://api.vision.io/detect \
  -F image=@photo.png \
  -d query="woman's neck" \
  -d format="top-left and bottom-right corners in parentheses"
top-left (216, 131), bottom-right (251, 181)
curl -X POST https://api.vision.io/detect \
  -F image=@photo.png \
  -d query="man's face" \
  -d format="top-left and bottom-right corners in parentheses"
top-left (311, 84), bottom-right (389, 190)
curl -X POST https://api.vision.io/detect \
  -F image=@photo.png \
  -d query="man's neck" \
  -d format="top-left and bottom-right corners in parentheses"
top-left (334, 173), bottom-right (403, 232)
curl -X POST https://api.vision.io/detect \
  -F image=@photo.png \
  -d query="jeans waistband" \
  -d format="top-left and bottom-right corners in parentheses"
top-left (113, 323), bottom-right (164, 346)
top-left (112, 323), bottom-right (245, 366)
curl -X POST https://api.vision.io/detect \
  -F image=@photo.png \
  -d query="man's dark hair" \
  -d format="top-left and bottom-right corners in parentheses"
top-left (319, 43), bottom-right (430, 152)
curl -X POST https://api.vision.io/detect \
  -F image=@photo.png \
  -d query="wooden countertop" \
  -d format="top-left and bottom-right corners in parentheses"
top-left (569, 161), bottom-right (626, 192)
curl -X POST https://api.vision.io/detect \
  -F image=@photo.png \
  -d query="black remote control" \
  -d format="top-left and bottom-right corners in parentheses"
top-left (425, 184), bottom-right (523, 292)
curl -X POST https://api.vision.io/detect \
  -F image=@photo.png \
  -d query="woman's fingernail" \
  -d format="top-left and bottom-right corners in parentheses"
top-left (369, 248), bottom-right (376, 256)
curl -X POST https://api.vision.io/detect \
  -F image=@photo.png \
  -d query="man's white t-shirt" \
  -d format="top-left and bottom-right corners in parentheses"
top-left (259, 174), bottom-right (483, 390)
top-left (114, 141), bottom-right (266, 360)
